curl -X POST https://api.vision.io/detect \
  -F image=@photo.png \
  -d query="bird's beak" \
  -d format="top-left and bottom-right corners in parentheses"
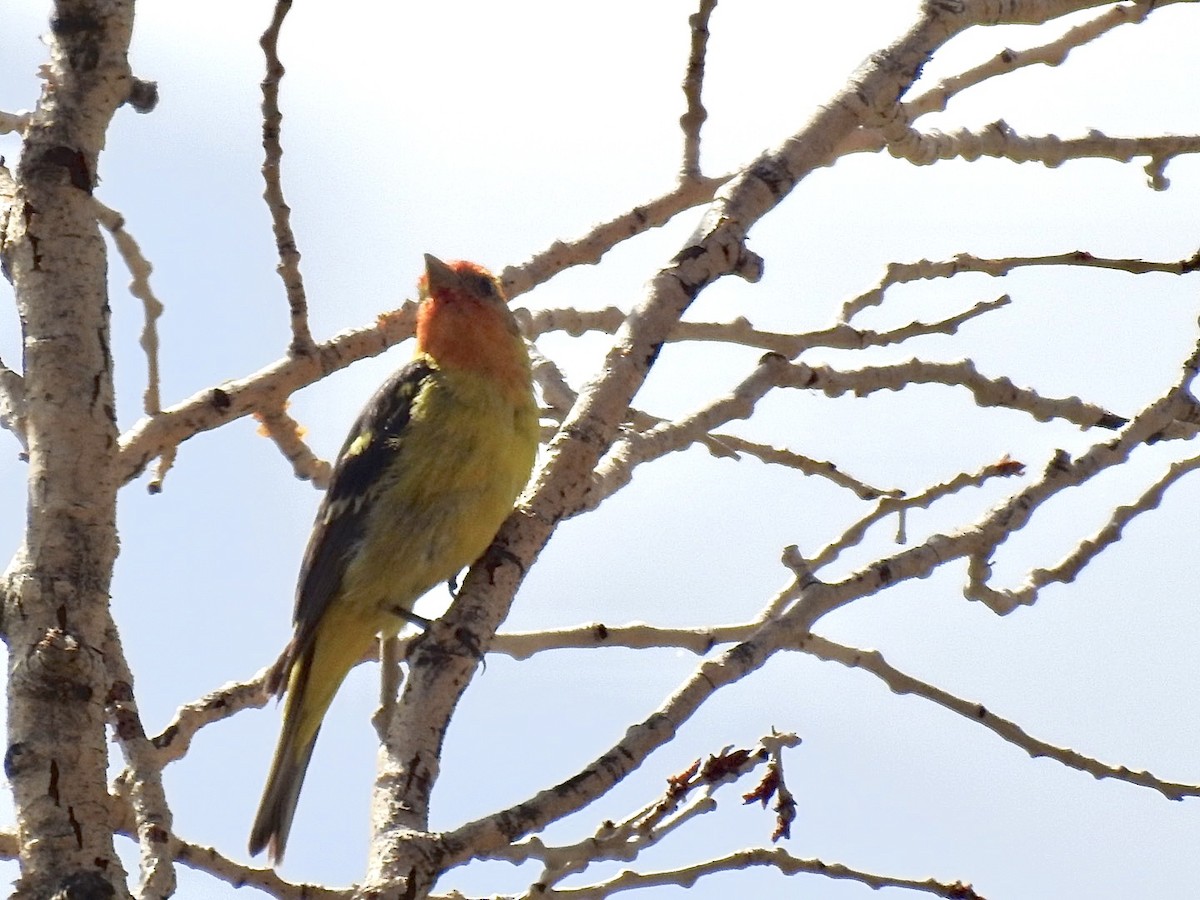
top-left (423, 254), bottom-right (461, 296)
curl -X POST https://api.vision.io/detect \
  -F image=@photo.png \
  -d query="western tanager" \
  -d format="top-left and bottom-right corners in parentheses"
top-left (249, 255), bottom-right (539, 863)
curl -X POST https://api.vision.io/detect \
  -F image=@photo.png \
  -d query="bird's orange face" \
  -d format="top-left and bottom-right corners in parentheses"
top-left (415, 256), bottom-right (529, 398)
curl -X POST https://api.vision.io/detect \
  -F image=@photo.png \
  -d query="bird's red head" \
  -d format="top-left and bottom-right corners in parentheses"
top-left (415, 255), bottom-right (528, 394)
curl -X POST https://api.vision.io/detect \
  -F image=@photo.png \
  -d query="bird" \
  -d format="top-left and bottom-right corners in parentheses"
top-left (248, 254), bottom-right (539, 863)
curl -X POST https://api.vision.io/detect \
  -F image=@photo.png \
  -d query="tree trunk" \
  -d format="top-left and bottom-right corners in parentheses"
top-left (1, 3), bottom-right (134, 896)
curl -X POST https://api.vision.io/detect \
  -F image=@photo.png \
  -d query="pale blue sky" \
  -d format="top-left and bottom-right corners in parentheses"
top-left (2, 2), bottom-right (1199, 897)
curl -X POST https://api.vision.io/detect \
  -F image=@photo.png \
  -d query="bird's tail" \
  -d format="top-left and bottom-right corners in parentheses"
top-left (248, 648), bottom-right (321, 864)
top-left (250, 605), bottom-right (381, 862)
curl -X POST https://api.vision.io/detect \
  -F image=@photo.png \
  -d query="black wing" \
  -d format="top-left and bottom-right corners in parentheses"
top-left (287, 357), bottom-right (437, 657)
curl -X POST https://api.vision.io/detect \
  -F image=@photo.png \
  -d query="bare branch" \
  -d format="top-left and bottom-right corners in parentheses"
top-left (590, 353), bottom-right (789, 509)
top-left (780, 357), bottom-right (1125, 429)
top-left (679, 0), bottom-right (716, 180)
top-left (701, 433), bottom-right (900, 500)
top-left (782, 296), bottom-right (1013, 355)
top-left (535, 848), bottom-right (983, 900)
top-left (952, 0), bottom-right (1181, 29)
top-left (104, 626), bottom-right (176, 899)
top-left (496, 621), bottom-right (1200, 804)
top-left (500, 175), bottom-right (728, 299)
top-left (116, 302), bottom-right (419, 488)
top-left (887, 124), bottom-right (1200, 190)
top-left (598, 343), bottom-right (1077, 517)
top-left (254, 402), bottom-right (333, 488)
top-left (94, 199), bottom-right (165, 416)
top-left (259, 0), bottom-right (315, 356)
top-left (810, 456), bottom-right (1025, 570)
top-left (1016, 453), bottom-right (1200, 592)
top-left (963, 334), bottom-right (1200, 614)
top-left (904, 1), bottom-right (1166, 122)
top-left (477, 735), bottom-right (800, 896)
top-left (802, 634), bottom-right (1200, 802)
top-left (145, 670), bottom-right (271, 768)
top-left (175, 841), bottom-right (346, 899)
top-left (493, 620), bottom-right (747, 660)
top-left (527, 295), bottom-right (1012, 357)
top-left (788, 382), bottom-right (1200, 627)
top-left (841, 250), bottom-right (1200, 322)
top-left (968, 433), bottom-right (1200, 612)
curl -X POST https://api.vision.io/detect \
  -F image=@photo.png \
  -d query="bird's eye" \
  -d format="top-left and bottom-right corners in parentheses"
top-left (473, 274), bottom-right (497, 297)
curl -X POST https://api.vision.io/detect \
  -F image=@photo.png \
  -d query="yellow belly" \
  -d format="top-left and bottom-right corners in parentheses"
top-left (339, 363), bottom-right (539, 633)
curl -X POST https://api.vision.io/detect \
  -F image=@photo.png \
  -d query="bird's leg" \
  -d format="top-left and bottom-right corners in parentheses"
top-left (390, 606), bottom-right (433, 630)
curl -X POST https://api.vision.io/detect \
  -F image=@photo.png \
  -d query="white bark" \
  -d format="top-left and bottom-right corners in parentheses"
top-left (1, 2), bottom-right (134, 897)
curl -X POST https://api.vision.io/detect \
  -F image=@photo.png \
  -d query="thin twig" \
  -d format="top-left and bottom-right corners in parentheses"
top-left (483, 734), bottom-right (799, 895)
top-left (801, 633), bottom-right (1200, 802)
top-left (1014, 453), bottom-right (1200, 595)
top-left (904, 0), bottom-right (1165, 122)
top-left (533, 848), bottom-right (983, 900)
top-left (808, 456), bottom-right (1025, 571)
top-left (699, 433), bottom-right (899, 500)
top-left (260, 0), bottom-right (316, 356)
top-left (145, 669), bottom-right (272, 768)
top-left (146, 444), bottom-right (177, 495)
top-left (679, 0), bottom-right (716, 180)
top-left (778, 358), bottom-right (1126, 431)
top-left (526, 295), bottom-right (1012, 357)
top-left (968, 440), bottom-right (1200, 612)
top-left (254, 401), bottom-right (333, 487)
top-left (94, 198), bottom-right (164, 416)
top-left (175, 840), bottom-right (346, 899)
top-left (963, 334), bottom-right (1200, 613)
top-left (492, 621), bottom-right (751, 660)
top-left (500, 175), bottom-right (729, 298)
top-left (841, 249), bottom-right (1200, 322)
